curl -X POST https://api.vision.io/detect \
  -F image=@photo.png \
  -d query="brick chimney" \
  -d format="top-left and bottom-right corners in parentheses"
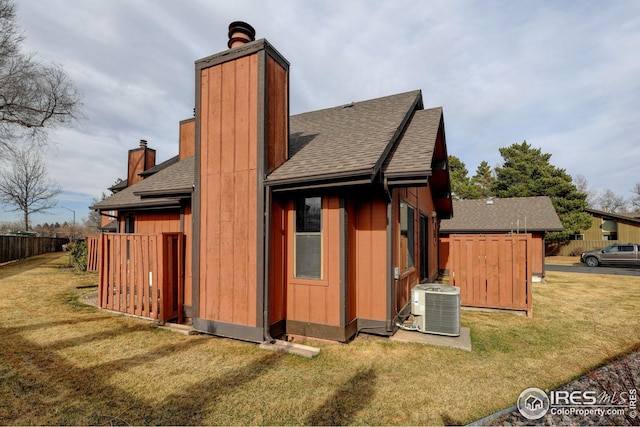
top-left (192, 22), bottom-right (289, 339)
top-left (127, 139), bottom-right (156, 187)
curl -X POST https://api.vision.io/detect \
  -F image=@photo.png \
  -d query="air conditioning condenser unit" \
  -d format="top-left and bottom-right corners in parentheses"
top-left (411, 284), bottom-right (460, 336)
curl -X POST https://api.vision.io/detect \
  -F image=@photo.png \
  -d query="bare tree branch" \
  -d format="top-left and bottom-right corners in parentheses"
top-left (0, 147), bottom-right (61, 230)
top-left (0, 0), bottom-right (82, 157)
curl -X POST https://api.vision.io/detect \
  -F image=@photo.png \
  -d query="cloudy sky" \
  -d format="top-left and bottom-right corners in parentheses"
top-left (2, 0), bottom-right (639, 225)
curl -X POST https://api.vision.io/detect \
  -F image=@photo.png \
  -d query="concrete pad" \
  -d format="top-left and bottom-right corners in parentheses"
top-left (259, 339), bottom-right (321, 358)
top-left (390, 327), bottom-right (472, 351)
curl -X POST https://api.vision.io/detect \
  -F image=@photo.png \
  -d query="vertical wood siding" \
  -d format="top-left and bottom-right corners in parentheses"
top-left (198, 53), bottom-right (259, 327)
top-left (348, 198), bottom-right (388, 321)
top-left (182, 205), bottom-right (193, 309)
top-left (286, 197), bottom-right (342, 326)
top-left (135, 212), bottom-right (181, 234)
top-left (269, 198), bottom-right (287, 325)
top-left (179, 119), bottom-right (195, 160)
top-left (267, 56), bottom-right (288, 172)
top-left (392, 186), bottom-right (438, 315)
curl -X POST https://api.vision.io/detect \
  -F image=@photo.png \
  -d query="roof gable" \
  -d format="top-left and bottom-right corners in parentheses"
top-left (266, 90), bottom-right (422, 187)
top-left (440, 196), bottom-right (564, 233)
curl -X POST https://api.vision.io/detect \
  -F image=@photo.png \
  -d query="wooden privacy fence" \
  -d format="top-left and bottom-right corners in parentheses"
top-left (86, 236), bottom-right (99, 271)
top-left (99, 232), bottom-right (184, 323)
top-left (548, 240), bottom-right (616, 257)
top-left (448, 234), bottom-right (533, 316)
top-left (0, 235), bottom-right (69, 263)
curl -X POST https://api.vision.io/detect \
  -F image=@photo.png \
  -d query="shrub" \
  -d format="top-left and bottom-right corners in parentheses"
top-left (70, 240), bottom-right (88, 271)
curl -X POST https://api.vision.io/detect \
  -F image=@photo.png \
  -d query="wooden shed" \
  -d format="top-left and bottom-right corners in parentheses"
top-left (439, 197), bottom-right (563, 279)
top-left (93, 22), bottom-right (453, 343)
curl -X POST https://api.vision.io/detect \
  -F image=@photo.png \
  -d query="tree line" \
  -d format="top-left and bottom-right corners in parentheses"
top-left (449, 141), bottom-right (640, 241)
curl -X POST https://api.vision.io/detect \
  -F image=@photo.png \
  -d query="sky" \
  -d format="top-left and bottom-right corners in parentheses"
top-left (1, 0), bottom-right (639, 226)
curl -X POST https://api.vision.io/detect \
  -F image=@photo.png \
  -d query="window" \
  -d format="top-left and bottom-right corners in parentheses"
top-left (295, 197), bottom-right (322, 279)
top-left (400, 201), bottom-right (415, 271)
top-left (570, 234), bottom-right (585, 240)
top-left (620, 245), bottom-right (634, 252)
top-left (124, 213), bottom-right (135, 233)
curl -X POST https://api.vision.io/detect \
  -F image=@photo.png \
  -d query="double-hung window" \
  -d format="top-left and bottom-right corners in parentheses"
top-left (295, 197), bottom-right (322, 279)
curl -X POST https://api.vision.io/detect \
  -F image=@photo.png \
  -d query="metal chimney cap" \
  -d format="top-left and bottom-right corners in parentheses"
top-left (228, 21), bottom-right (256, 49)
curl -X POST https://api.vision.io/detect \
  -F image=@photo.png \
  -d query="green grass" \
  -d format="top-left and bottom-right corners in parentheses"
top-left (1, 253), bottom-right (639, 425)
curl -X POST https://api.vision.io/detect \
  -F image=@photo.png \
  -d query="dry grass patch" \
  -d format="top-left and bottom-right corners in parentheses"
top-left (545, 255), bottom-right (581, 265)
top-left (1, 253), bottom-right (639, 425)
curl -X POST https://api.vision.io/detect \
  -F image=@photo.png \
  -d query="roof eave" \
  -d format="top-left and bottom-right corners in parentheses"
top-left (133, 187), bottom-right (194, 198)
top-left (266, 168), bottom-right (375, 191)
top-left (93, 199), bottom-right (182, 211)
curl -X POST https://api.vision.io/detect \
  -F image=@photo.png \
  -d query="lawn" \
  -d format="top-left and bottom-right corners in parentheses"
top-left (1, 253), bottom-right (639, 426)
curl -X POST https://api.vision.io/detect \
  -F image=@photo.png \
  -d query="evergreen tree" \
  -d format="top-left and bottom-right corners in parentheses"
top-left (448, 155), bottom-right (480, 200)
top-left (471, 160), bottom-right (495, 198)
top-left (492, 141), bottom-right (592, 240)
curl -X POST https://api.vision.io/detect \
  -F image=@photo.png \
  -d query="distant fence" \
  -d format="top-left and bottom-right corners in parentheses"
top-left (547, 240), bottom-right (617, 257)
top-left (0, 235), bottom-right (69, 264)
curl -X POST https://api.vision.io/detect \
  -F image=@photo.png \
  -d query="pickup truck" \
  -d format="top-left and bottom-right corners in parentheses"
top-left (580, 243), bottom-right (640, 267)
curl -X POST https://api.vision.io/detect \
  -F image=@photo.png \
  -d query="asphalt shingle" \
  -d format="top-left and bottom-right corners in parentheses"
top-left (267, 90), bottom-right (422, 183)
top-left (93, 156), bottom-right (194, 210)
top-left (440, 196), bottom-right (564, 233)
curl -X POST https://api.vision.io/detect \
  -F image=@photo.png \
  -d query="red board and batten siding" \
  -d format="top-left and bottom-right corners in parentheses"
top-left (393, 186), bottom-right (439, 315)
top-left (348, 197), bottom-right (388, 322)
top-left (196, 44), bottom-right (289, 332)
top-left (285, 197), bottom-right (342, 326)
top-left (447, 233), bottom-right (533, 316)
top-left (198, 53), bottom-right (259, 327)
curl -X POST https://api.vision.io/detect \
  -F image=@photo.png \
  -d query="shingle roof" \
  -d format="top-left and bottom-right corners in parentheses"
top-left (266, 90), bottom-right (422, 185)
top-left (94, 90), bottom-right (452, 213)
top-left (440, 196), bottom-right (564, 233)
top-left (108, 155), bottom-right (181, 192)
top-left (93, 156), bottom-right (194, 211)
top-left (383, 107), bottom-right (442, 178)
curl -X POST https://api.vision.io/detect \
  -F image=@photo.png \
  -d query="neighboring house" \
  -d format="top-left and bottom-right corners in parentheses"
top-left (93, 22), bottom-right (453, 343)
top-left (554, 208), bottom-right (640, 256)
top-left (439, 197), bottom-right (563, 278)
top-left (580, 208), bottom-right (640, 242)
